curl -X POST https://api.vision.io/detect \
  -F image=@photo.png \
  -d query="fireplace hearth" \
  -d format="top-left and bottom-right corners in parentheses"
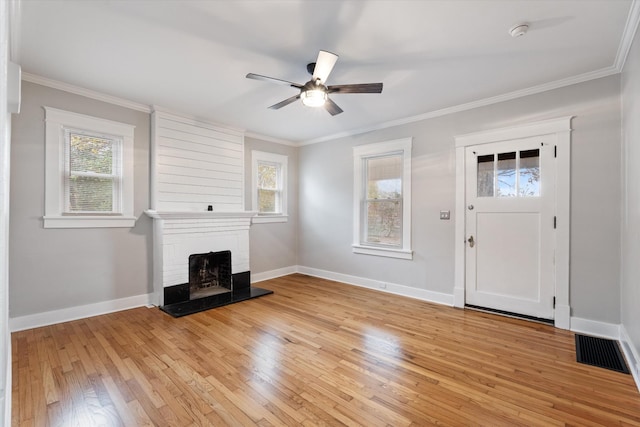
top-left (160, 250), bottom-right (272, 317)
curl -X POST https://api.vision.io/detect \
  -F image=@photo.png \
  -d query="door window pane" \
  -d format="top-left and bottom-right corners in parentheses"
top-left (519, 149), bottom-right (540, 197)
top-left (477, 154), bottom-right (494, 197)
top-left (497, 152), bottom-right (516, 197)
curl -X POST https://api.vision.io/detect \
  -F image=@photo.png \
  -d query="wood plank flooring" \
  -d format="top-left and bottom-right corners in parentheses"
top-left (11, 274), bottom-right (640, 426)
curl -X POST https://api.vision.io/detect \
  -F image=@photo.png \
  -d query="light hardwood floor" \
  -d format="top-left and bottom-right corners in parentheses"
top-left (11, 274), bottom-right (640, 426)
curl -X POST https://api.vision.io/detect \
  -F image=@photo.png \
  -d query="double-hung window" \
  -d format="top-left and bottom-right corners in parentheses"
top-left (66, 130), bottom-right (121, 213)
top-left (353, 138), bottom-right (412, 259)
top-left (44, 107), bottom-right (136, 228)
top-left (252, 151), bottom-right (288, 223)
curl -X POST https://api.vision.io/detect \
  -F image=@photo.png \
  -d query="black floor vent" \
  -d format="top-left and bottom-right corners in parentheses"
top-left (575, 334), bottom-right (630, 374)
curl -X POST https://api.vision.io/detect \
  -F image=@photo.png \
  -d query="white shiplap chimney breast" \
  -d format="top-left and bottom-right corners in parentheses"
top-left (146, 109), bottom-right (255, 306)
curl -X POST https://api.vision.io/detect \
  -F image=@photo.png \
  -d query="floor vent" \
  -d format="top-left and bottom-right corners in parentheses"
top-left (575, 334), bottom-right (630, 374)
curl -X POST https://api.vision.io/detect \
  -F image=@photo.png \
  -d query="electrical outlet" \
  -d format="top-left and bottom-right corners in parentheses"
top-left (440, 210), bottom-right (451, 220)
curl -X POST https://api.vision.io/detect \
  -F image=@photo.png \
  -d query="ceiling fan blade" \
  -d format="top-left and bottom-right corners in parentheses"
top-left (246, 73), bottom-right (303, 89)
top-left (327, 83), bottom-right (383, 94)
top-left (324, 98), bottom-right (343, 116)
top-left (268, 94), bottom-right (301, 110)
top-left (312, 50), bottom-right (339, 84)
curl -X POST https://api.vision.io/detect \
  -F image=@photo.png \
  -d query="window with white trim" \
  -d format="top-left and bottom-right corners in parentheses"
top-left (44, 107), bottom-right (136, 228)
top-left (252, 151), bottom-right (288, 223)
top-left (353, 138), bottom-right (412, 259)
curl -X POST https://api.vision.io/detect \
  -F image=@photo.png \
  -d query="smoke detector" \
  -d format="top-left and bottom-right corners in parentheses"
top-left (509, 23), bottom-right (529, 38)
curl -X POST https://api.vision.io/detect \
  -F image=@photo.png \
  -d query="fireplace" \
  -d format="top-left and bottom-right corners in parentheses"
top-left (153, 241), bottom-right (273, 317)
top-left (145, 112), bottom-right (273, 317)
top-left (189, 251), bottom-right (232, 300)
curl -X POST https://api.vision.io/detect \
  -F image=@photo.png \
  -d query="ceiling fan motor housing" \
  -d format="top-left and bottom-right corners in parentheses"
top-left (306, 62), bottom-right (316, 75)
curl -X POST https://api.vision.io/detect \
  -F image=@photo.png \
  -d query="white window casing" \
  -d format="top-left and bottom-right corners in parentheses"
top-left (251, 150), bottom-right (288, 224)
top-left (43, 107), bottom-right (136, 228)
top-left (353, 138), bottom-right (413, 259)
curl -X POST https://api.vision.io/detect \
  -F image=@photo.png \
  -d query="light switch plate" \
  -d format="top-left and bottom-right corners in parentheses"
top-left (440, 210), bottom-right (451, 220)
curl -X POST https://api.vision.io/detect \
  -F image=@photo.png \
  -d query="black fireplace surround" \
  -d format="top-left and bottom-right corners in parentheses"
top-left (160, 250), bottom-right (272, 317)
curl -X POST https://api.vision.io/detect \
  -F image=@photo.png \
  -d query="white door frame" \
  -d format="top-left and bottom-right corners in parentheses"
top-left (453, 117), bottom-right (573, 329)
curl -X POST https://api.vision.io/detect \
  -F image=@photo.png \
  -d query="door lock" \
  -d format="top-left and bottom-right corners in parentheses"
top-left (468, 235), bottom-right (475, 248)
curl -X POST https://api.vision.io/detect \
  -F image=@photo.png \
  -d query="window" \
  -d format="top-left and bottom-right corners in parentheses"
top-left (44, 107), bottom-right (136, 228)
top-left (477, 149), bottom-right (541, 198)
top-left (66, 131), bottom-right (121, 213)
top-left (251, 151), bottom-right (288, 223)
top-left (353, 138), bottom-right (412, 259)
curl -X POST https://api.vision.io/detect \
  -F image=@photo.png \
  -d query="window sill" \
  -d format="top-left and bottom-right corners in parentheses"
top-left (252, 214), bottom-right (288, 224)
top-left (352, 244), bottom-right (413, 260)
top-left (43, 215), bottom-right (137, 229)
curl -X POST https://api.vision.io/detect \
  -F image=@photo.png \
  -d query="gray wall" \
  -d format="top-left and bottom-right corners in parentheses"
top-left (8, 74), bottom-right (626, 328)
top-left (8, 83), bottom-right (301, 318)
top-left (244, 137), bottom-right (298, 274)
top-left (298, 75), bottom-right (622, 323)
top-left (9, 82), bottom-right (152, 317)
top-left (621, 26), bottom-right (640, 364)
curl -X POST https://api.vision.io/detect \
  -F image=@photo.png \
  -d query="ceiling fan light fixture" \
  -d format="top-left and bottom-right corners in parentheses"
top-left (300, 89), bottom-right (327, 107)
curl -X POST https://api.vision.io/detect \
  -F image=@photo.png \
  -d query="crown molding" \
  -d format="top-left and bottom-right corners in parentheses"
top-left (23, 0), bottom-right (640, 149)
top-left (614, 0), bottom-right (640, 71)
top-left (245, 131), bottom-right (297, 147)
top-left (300, 0), bottom-right (640, 147)
top-left (300, 65), bottom-right (619, 146)
top-left (22, 72), bottom-right (152, 113)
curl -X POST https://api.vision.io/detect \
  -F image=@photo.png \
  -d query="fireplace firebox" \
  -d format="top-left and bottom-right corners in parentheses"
top-left (189, 250), bottom-right (232, 299)
top-left (160, 250), bottom-right (273, 317)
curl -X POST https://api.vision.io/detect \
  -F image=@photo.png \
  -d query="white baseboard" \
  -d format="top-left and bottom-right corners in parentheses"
top-left (9, 293), bottom-right (154, 332)
top-left (570, 316), bottom-right (620, 340)
top-left (555, 304), bottom-right (571, 330)
top-left (620, 325), bottom-right (640, 393)
top-left (296, 265), bottom-right (454, 307)
top-left (251, 266), bottom-right (298, 283)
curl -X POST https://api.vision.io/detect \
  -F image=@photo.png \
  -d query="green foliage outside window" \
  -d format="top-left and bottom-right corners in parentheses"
top-left (257, 163), bottom-right (279, 213)
top-left (68, 133), bottom-right (115, 212)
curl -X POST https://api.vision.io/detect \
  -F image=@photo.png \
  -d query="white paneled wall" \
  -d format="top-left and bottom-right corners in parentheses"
top-left (152, 110), bottom-right (245, 212)
top-left (146, 110), bottom-right (255, 306)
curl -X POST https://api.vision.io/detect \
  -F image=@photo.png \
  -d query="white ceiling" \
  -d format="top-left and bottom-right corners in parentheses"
top-left (18, 0), bottom-right (637, 144)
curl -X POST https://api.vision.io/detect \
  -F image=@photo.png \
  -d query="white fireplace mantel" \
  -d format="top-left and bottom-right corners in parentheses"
top-left (144, 210), bottom-right (257, 220)
top-left (145, 210), bottom-right (257, 306)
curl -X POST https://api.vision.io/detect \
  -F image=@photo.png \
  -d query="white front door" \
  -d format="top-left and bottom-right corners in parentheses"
top-left (465, 136), bottom-right (555, 319)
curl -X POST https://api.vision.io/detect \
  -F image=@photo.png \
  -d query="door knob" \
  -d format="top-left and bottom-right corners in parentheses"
top-left (468, 235), bottom-right (475, 248)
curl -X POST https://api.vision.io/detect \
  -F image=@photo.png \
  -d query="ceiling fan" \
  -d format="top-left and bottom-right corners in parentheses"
top-left (246, 50), bottom-right (383, 116)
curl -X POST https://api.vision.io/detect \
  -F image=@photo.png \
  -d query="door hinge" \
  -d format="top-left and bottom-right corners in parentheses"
top-left (553, 297), bottom-right (556, 308)
top-left (553, 216), bottom-right (557, 229)
top-left (554, 145), bottom-right (557, 158)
